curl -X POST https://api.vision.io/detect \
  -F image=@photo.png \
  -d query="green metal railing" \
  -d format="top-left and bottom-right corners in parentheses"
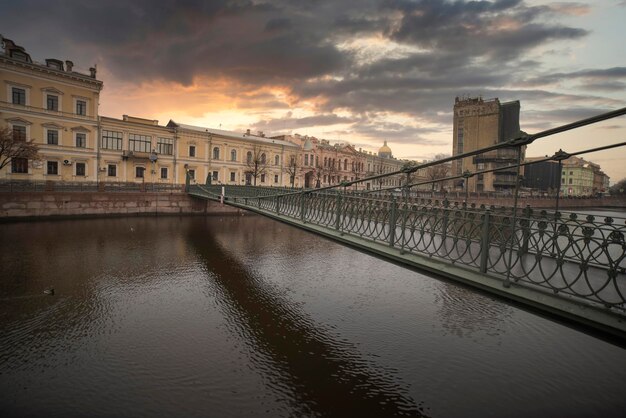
top-left (188, 107), bottom-right (626, 316)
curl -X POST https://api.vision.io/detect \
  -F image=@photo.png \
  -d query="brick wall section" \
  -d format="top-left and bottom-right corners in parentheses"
top-left (0, 192), bottom-right (246, 220)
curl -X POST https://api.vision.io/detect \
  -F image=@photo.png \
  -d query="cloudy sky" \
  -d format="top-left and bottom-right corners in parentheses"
top-left (1, 0), bottom-right (625, 180)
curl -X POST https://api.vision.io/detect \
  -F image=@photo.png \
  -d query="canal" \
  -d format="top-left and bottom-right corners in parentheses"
top-left (1, 215), bottom-right (625, 417)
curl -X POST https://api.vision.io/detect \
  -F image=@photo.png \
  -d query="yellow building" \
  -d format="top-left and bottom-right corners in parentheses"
top-left (1, 37), bottom-right (102, 181)
top-left (0, 37), bottom-right (415, 190)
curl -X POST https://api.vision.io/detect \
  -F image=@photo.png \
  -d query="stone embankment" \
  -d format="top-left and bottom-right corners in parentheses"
top-left (0, 192), bottom-right (245, 221)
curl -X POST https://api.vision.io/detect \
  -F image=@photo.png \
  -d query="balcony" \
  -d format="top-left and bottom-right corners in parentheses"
top-left (473, 148), bottom-right (519, 164)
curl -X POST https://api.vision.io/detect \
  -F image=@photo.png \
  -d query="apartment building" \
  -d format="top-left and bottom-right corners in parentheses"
top-left (452, 96), bottom-right (525, 193)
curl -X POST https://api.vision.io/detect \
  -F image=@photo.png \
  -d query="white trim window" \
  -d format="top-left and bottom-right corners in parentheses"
top-left (75, 162), bottom-right (87, 177)
top-left (46, 160), bottom-right (59, 175)
top-left (160, 167), bottom-right (168, 179)
top-left (9, 85), bottom-right (28, 105)
top-left (135, 166), bottom-right (146, 178)
top-left (46, 128), bottom-right (60, 145)
top-left (107, 164), bottom-right (117, 177)
top-left (75, 132), bottom-right (87, 148)
top-left (129, 133), bottom-right (151, 153)
top-left (101, 130), bottom-right (123, 150)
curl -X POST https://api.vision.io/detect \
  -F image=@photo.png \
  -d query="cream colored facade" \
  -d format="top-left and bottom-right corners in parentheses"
top-left (0, 38), bottom-right (416, 189)
top-left (0, 37), bottom-right (102, 182)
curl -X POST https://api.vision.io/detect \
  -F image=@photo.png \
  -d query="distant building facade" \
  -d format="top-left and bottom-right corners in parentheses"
top-left (521, 158), bottom-right (561, 194)
top-left (560, 156), bottom-right (609, 197)
top-left (452, 97), bottom-right (525, 193)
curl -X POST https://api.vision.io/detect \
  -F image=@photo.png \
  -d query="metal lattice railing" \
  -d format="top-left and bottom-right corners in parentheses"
top-left (188, 107), bottom-right (626, 315)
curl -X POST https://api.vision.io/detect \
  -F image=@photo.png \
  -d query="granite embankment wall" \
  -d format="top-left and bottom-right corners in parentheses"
top-left (0, 192), bottom-right (245, 221)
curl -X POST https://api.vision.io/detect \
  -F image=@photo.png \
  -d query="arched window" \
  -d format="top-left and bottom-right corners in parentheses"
top-left (213, 147), bottom-right (220, 160)
top-left (231, 149), bottom-right (237, 161)
top-left (247, 151), bottom-right (253, 164)
top-left (261, 153), bottom-right (266, 164)
top-left (275, 155), bottom-right (280, 166)
top-left (324, 157), bottom-right (328, 167)
top-left (344, 159), bottom-right (348, 170)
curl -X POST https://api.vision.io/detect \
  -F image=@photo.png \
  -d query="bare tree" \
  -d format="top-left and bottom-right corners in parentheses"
top-left (244, 145), bottom-right (269, 186)
top-left (283, 151), bottom-right (301, 188)
top-left (0, 127), bottom-right (40, 171)
top-left (426, 153), bottom-right (450, 191)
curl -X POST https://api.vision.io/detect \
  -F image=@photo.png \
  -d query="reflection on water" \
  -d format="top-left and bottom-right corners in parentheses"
top-left (186, 221), bottom-right (425, 417)
top-left (1, 215), bottom-right (625, 418)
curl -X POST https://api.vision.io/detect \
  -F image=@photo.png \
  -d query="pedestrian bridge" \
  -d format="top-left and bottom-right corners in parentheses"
top-left (188, 107), bottom-right (626, 340)
top-left (188, 183), bottom-right (626, 340)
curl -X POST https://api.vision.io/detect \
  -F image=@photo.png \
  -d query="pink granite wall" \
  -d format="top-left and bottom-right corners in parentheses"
top-left (0, 192), bottom-right (245, 220)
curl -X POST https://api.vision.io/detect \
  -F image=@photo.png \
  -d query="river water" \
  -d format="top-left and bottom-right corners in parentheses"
top-left (1, 214), bottom-right (625, 417)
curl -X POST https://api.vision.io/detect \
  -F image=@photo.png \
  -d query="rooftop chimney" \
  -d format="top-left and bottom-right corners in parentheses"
top-left (65, 60), bottom-right (73, 72)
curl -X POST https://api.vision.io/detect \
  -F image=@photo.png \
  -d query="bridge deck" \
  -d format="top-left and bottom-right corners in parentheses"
top-left (189, 185), bottom-right (626, 339)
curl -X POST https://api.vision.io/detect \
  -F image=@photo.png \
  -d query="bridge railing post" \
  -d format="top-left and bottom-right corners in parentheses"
top-left (389, 197), bottom-right (397, 247)
top-left (480, 208), bottom-right (491, 273)
top-left (335, 193), bottom-right (342, 233)
top-left (300, 192), bottom-right (306, 223)
top-left (276, 195), bottom-right (280, 215)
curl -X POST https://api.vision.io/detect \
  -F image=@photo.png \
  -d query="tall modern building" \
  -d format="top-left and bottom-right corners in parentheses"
top-left (452, 97), bottom-right (525, 193)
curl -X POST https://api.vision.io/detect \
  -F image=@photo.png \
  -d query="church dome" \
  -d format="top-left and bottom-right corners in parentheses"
top-left (378, 141), bottom-right (392, 158)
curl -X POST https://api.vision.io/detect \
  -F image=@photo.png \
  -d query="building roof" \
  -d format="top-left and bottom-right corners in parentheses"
top-left (167, 121), bottom-right (299, 149)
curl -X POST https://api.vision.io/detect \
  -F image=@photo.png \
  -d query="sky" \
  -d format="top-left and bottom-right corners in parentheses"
top-left (1, 0), bottom-right (625, 180)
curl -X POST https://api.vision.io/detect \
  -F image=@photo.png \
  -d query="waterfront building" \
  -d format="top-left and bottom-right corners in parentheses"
top-left (560, 156), bottom-right (609, 197)
top-left (0, 37), bottom-right (417, 188)
top-left (452, 96), bottom-right (525, 193)
top-left (521, 158), bottom-right (561, 194)
top-left (0, 36), bottom-right (102, 182)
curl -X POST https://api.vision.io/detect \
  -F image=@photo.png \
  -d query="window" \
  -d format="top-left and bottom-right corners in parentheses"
top-left (569, 171), bottom-right (573, 175)
top-left (160, 167), bottom-right (168, 179)
top-left (129, 133), bottom-right (151, 153)
top-left (136, 167), bottom-right (145, 178)
top-left (274, 174), bottom-right (278, 183)
top-left (12, 87), bottom-right (26, 105)
top-left (569, 178), bottom-right (573, 184)
top-left (188, 169), bottom-right (195, 179)
top-left (324, 157), bottom-right (328, 167)
top-left (12, 126), bottom-right (26, 141)
top-left (231, 149), bottom-right (237, 161)
top-left (213, 147), bottom-right (220, 160)
top-left (305, 154), bottom-right (309, 166)
top-left (46, 95), bottom-right (59, 111)
top-left (11, 158), bottom-right (28, 173)
top-left (76, 133), bottom-right (86, 148)
top-left (47, 161), bottom-right (58, 175)
top-left (230, 172), bottom-right (236, 182)
top-left (75, 162), bottom-right (86, 176)
top-left (101, 130), bottom-right (123, 150)
top-left (212, 171), bottom-right (218, 181)
top-left (261, 153), bottom-right (266, 164)
top-left (274, 155), bottom-right (279, 166)
top-left (189, 145), bottom-right (196, 157)
top-left (261, 174), bottom-right (266, 183)
top-left (107, 164), bottom-right (117, 177)
top-left (247, 151), bottom-right (252, 163)
top-left (477, 163), bottom-right (485, 170)
top-left (76, 100), bottom-right (86, 116)
top-left (47, 129), bottom-right (59, 145)
top-left (157, 138), bottom-right (173, 155)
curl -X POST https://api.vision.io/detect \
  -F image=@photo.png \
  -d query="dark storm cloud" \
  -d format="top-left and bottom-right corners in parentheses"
top-left (524, 67), bottom-right (626, 87)
top-left (0, 0), bottom-right (607, 134)
top-left (381, 0), bottom-right (587, 60)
